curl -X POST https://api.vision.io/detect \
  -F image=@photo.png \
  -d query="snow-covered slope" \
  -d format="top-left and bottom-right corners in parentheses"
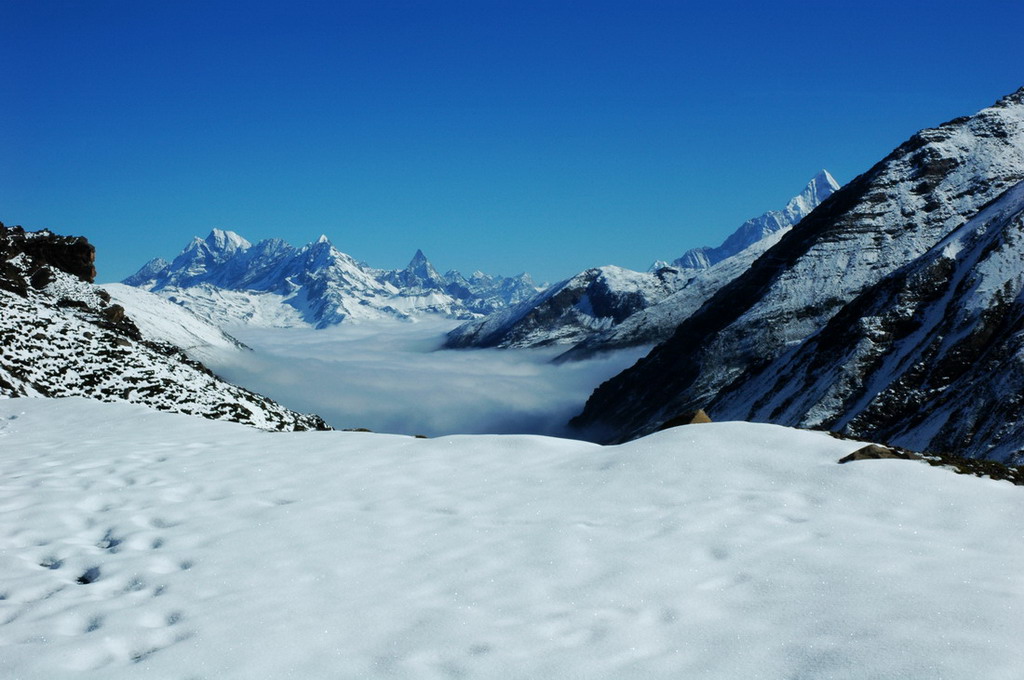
top-left (445, 265), bottom-right (687, 348)
top-left (99, 283), bottom-right (247, 364)
top-left (666, 169), bottom-right (840, 270)
top-left (716, 179), bottom-right (1024, 461)
top-left (4, 397), bottom-right (1024, 679)
top-left (574, 87), bottom-right (1024, 445)
top-left (125, 231), bottom-right (540, 328)
top-left (0, 224), bottom-right (327, 431)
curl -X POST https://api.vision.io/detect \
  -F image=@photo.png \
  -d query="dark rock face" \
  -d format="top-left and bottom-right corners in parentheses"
top-left (571, 88), bottom-right (1024, 455)
top-left (1, 222), bottom-right (96, 285)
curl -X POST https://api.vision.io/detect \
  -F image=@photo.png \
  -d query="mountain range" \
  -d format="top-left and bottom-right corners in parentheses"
top-left (125, 232), bottom-right (540, 328)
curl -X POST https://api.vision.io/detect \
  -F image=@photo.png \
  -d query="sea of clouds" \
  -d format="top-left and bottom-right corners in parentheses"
top-left (206, 319), bottom-right (649, 438)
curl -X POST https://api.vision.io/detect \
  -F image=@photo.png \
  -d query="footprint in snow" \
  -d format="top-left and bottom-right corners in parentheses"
top-left (77, 566), bottom-right (101, 584)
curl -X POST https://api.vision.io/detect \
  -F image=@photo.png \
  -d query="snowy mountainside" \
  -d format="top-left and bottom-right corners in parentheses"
top-left (125, 230), bottom-right (540, 328)
top-left (444, 265), bottom-right (687, 349)
top-left (714, 179), bottom-right (1024, 462)
top-left (0, 223), bottom-right (327, 431)
top-left (100, 283), bottom-right (248, 364)
top-left (573, 87), bottom-right (1024, 448)
top-left (4, 397), bottom-right (1024, 679)
top-left (667, 169), bottom-right (840, 270)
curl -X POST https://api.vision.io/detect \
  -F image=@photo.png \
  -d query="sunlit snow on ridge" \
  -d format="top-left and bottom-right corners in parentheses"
top-left (205, 318), bottom-right (650, 437)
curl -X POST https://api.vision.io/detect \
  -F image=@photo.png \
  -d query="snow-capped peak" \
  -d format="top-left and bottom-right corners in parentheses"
top-left (784, 170), bottom-right (841, 217)
top-left (665, 170), bottom-right (841, 272)
top-left (205, 228), bottom-right (252, 255)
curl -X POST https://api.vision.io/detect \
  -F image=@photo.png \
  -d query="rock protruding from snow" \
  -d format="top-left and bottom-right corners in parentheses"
top-left (124, 234), bottom-right (542, 328)
top-left (1, 223), bottom-right (329, 431)
top-left (573, 87), bottom-right (1024, 449)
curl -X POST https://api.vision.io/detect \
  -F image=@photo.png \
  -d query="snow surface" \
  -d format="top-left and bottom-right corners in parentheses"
top-left (3, 397), bottom-right (1024, 678)
top-left (100, 284), bottom-right (247, 364)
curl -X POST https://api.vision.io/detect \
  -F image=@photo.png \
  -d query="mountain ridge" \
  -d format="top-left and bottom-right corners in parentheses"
top-left (446, 171), bottom-right (840, 352)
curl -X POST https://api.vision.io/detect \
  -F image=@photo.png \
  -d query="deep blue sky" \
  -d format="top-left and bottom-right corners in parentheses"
top-left (2, 1), bottom-right (1021, 284)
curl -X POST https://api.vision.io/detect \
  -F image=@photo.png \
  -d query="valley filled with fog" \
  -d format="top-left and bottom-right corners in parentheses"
top-left (205, 319), bottom-right (650, 438)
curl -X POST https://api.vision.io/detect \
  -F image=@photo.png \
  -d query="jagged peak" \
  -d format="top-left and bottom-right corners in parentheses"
top-left (408, 249), bottom-right (430, 266)
top-left (315, 234), bottom-right (331, 245)
top-left (205, 229), bottom-right (251, 253)
top-left (813, 169), bottom-right (841, 191)
top-left (993, 86), bottom-right (1024, 108)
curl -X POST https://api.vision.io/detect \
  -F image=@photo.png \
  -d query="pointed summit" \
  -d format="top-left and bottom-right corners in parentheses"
top-left (380, 249), bottom-right (445, 292)
top-left (667, 170), bottom-right (841, 271)
top-left (409, 248), bottom-right (429, 266)
top-left (816, 169), bottom-right (840, 189)
top-left (205, 229), bottom-right (251, 255)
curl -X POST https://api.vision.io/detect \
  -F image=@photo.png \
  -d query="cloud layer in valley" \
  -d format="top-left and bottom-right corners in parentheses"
top-left (207, 319), bottom-right (648, 438)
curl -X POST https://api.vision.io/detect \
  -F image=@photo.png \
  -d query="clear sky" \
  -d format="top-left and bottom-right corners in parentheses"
top-left (2, 0), bottom-right (1022, 284)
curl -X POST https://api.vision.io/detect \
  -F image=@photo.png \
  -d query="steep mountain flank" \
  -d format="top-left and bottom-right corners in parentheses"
top-left (572, 88), bottom-right (1024, 448)
top-left (719, 181), bottom-right (1024, 461)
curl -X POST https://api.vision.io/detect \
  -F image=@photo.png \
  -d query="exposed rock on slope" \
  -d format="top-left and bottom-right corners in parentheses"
top-left (0, 223), bottom-right (329, 431)
top-left (720, 180), bottom-right (1024, 462)
top-left (101, 283), bottom-right (250, 364)
top-left (572, 88), bottom-right (1024, 453)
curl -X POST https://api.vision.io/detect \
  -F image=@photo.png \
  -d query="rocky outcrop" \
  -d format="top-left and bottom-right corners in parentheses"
top-left (0, 222), bottom-right (96, 294)
top-left (572, 88), bottom-right (1024, 453)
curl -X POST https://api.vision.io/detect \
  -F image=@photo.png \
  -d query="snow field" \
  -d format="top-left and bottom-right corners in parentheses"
top-left (2, 398), bottom-right (1023, 678)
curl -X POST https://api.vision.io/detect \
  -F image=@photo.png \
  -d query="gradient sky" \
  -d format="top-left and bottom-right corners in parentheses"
top-left (2, 0), bottom-right (1022, 284)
